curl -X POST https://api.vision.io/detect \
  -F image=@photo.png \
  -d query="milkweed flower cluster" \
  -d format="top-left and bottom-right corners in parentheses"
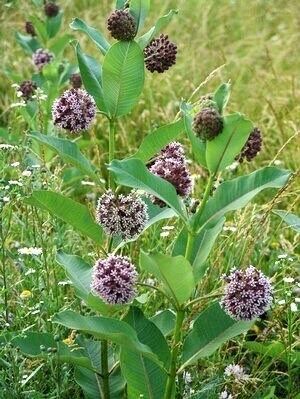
top-left (149, 142), bottom-right (192, 206)
top-left (193, 106), bottom-right (223, 140)
top-left (70, 73), bottom-right (82, 89)
top-left (237, 127), bottom-right (262, 162)
top-left (32, 49), bottom-right (53, 71)
top-left (144, 34), bottom-right (177, 73)
top-left (16, 80), bottom-right (37, 102)
top-left (25, 21), bottom-right (36, 36)
top-left (224, 364), bottom-right (249, 381)
top-left (107, 9), bottom-right (136, 41)
top-left (91, 255), bottom-right (138, 305)
top-left (220, 266), bottom-right (272, 321)
top-left (44, 2), bottom-right (60, 17)
top-left (52, 89), bottom-right (96, 133)
top-left (96, 190), bottom-right (148, 240)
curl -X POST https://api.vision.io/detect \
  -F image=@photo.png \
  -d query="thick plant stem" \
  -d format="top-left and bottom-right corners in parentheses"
top-left (109, 118), bottom-right (116, 189)
top-left (196, 173), bottom-right (215, 226)
top-left (101, 340), bottom-right (110, 398)
top-left (164, 309), bottom-right (185, 399)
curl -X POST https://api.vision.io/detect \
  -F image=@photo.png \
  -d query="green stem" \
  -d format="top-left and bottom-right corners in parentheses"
top-left (109, 118), bottom-right (116, 189)
top-left (164, 309), bottom-right (185, 399)
top-left (196, 174), bottom-right (215, 225)
top-left (101, 340), bottom-right (110, 399)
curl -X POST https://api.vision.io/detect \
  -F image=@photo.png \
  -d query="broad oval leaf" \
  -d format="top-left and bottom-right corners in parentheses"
top-left (213, 82), bottom-right (231, 114)
top-left (108, 158), bottom-right (187, 221)
top-left (138, 9), bottom-right (178, 49)
top-left (150, 310), bottom-right (176, 337)
top-left (70, 18), bottom-right (110, 55)
top-left (133, 119), bottom-right (185, 163)
top-left (29, 132), bottom-right (101, 184)
top-left (53, 310), bottom-right (162, 367)
top-left (102, 41), bottom-right (145, 118)
top-left (25, 191), bottom-right (103, 245)
top-left (193, 167), bottom-right (291, 232)
top-left (140, 251), bottom-right (195, 306)
top-left (273, 209), bottom-right (300, 233)
top-left (206, 113), bottom-right (253, 173)
top-left (46, 11), bottom-right (63, 38)
top-left (15, 32), bottom-right (40, 54)
top-left (130, 0), bottom-right (150, 33)
top-left (179, 302), bottom-right (252, 371)
top-left (75, 42), bottom-right (107, 112)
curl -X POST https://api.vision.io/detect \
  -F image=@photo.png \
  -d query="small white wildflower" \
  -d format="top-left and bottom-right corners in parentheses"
top-left (11, 83), bottom-right (19, 88)
top-left (274, 160), bottom-right (283, 166)
top-left (8, 180), bottom-right (23, 187)
top-left (283, 277), bottom-right (295, 283)
top-left (295, 298), bottom-right (300, 303)
top-left (162, 225), bottom-right (175, 231)
top-left (223, 225), bottom-right (237, 232)
top-left (10, 161), bottom-right (20, 167)
top-left (278, 254), bottom-right (288, 260)
top-left (277, 299), bottom-right (286, 305)
top-left (183, 371), bottom-right (192, 385)
top-left (0, 144), bottom-right (17, 150)
top-left (10, 101), bottom-right (26, 108)
top-left (18, 247), bottom-right (43, 256)
top-left (160, 231), bottom-right (170, 238)
top-left (25, 268), bottom-right (36, 276)
top-left (219, 390), bottom-right (233, 399)
top-left (58, 280), bottom-right (72, 286)
top-left (81, 180), bottom-right (95, 186)
top-left (3, 196), bottom-right (10, 203)
top-left (31, 164), bottom-right (41, 169)
top-left (145, 278), bottom-right (155, 286)
top-left (22, 170), bottom-right (32, 177)
top-left (224, 364), bottom-right (248, 381)
top-left (290, 303), bottom-right (298, 312)
top-left (226, 161), bottom-right (239, 171)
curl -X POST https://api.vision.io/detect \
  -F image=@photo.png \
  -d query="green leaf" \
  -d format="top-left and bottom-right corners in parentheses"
top-left (108, 158), bottom-right (187, 221)
top-left (213, 83), bottom-right (231, 114)
top-left (273, 209), bottom-right (300, 233)
top-left (30, 15), bottom-right (48, 42)
top-left (102, 41), bottom-right (145, 118)
top-left (181, 102), bottom-right (206, 168)
top-left (46, 11), bottom-right (63, 38)
top-left (56, 252), bottom-right (116, 314)
top-left (53, 310), bottom-right (161, 366)
top-left (15, 32), bottom-right (40, 54)
top-left (11, 332), bottom-right (93, 370)
top-left (150, 310), bottom-right (176, 337)
top-left (206, 113), bottom-right (253, 173)
top-left (140, 251), bottom-right (195, 306)
top-left (245, 341), bottom-right (300, 366)
top-left (70, 18), bottom-right (110, 55)
top-left (130, 0), bottom-right (150, 33)
top-left (133, 119), bottom-right (185, 163)
top-left (49, 34), bottom-right (73, 56)
top-left (180, 303), bottom-right (252, 371)
top-left (193, 167), bottom-right (291, 232)
top-left (116, 0), bottom-right (127, 9)
top-left (25, 191), bottom-right (103, 245)
top-left (121, 307), bottom-right (169, 399)
top-left (29, 132), bottom-right (100, 183)
top-left (75, 42), bottom-right (107, 112)
top-left (138, 9), bottom-right (178, 49)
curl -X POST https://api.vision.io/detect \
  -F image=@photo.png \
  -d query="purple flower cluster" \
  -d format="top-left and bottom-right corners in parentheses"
top-left (220, 265), bottom-right (272, 321)
top-left (107, 9), bottom-right (136, 41)
top-left (144, 34), bottom-right (177, 73)
top-left (70, 73), bottom-right (82, 89)
top-left (44, 2), bottom-right (60, 18)
top-left (52, 89), bottom-right (96, 133)
top-left (17, 80), bottom-right (37, 101)
top-left (96, 190), bottom-right (148, 240)
top-left (32, 49), bottom-right (53, 71)
top-left (149, 142), bottom-right (192, 206)
top-left (91, 255), bottom-right (138, 305)
top-left (237, 127), bottom-right (262, 162)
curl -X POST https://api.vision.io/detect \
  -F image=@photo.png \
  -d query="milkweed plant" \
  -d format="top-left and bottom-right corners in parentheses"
top-left (2, 0), bottom-right (299, 398)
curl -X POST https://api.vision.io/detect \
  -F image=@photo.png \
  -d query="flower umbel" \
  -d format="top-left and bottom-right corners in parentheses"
top-left (25, 21), bottom-right (36, 36)
top-left (236, 127), bottom-right (262, 162)
top-left (70, 73), bottom-right (82, 89)
top-left (44, 2), bottom-right (60, 17)
top-left (224, 364), bottom-right (249, 381)
top-left (52, 88), bottom-right (96, 133)
top-left (220, 265), bottom-right (272, 321)
top-left (149, 142), bottom-right (192, 206)
top-left (193, 107), bottom-right (223, 141)
top-left (107, 9), bottom-right (136, 41)
top-left (144, 34), bottom-right (177, 73)
top-left (96, 190), bottom-right (148, 240)
top-left (91, 255), bottom-right (138, 305)
top-left (32, 49), bottom-right (53, 71)
top-left (17, 80), bottom-right (37, 101)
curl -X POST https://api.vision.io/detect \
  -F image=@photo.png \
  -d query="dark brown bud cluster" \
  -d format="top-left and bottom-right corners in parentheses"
top-left (44, 2), bottom-right (60, 17)
top-left (70, 73), bottom-right (82, 89)
top-left (144, 34), bottom-right (177, 73)
top-left (237, 127), bottom-right (262, 162)
top-left (18, 80), bottom-right (37, 101)
top-left (193, 107), bottom-right (223, 141)
top-left (25, 21), bottom-right (36, 37)
top-left (107, 9), bottom-right (136, 41)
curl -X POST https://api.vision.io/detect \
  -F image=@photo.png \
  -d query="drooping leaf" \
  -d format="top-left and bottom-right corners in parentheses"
top-left (245, 342), bottom-right (300, 366)
top-left (206, 113), bottom-right (253, 173)
top-left (180, 302), bottom-right (252, 371)
top-left (193, 167), bottom-right (291, 232)
top-left (140, 251), bottom-right (195, 306)
top-left (56, 252), bottom-right (115, 315)
top-left (102, 41), bottom-right (145, 117)
top-left (130, 0), bottom-right (151, 33)
top-left (53, 310), bottom-right (161, 366)
top-left (138, 9), bottom-right (178, 49)
top-left (70, 18), bottom-right (110, 55)
top-left (25, 191), bottom-right (103, 245)
top-left (74, 42), bottom-right (107, 112)
top-left (29, 132), bottom-right (101, 183)
top-left (121, 307), bottom-right (169, 399)
top-left (133, 119), bottom-right (185, 163)
top-left (213, 82), bottom-right (231, 114)
top-left (273, 209), bottom-right (300, 233)
top-left (108, 158), bottom-right (187, 221)
top-left (15, 32), bottom-right (40, 54)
